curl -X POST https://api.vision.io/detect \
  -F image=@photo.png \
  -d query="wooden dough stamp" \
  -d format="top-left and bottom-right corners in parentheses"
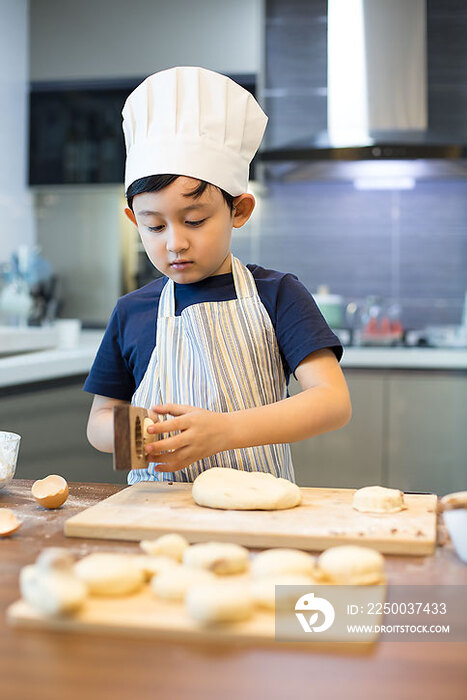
top-left (113, 405), bottom-right (160, 471)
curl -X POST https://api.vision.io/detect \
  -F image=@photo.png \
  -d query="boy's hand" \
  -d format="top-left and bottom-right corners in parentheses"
top-left (145, 404), bottom-right (229, 471)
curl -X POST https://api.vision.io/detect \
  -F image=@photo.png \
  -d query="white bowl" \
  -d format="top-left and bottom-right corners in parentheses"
top-left (443, 509), bottom-right (467, 564)
top-left (0, 431), bottom-right (21, 489)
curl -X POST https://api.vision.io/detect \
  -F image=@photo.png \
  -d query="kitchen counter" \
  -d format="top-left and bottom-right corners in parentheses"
top-left (0, 330), bottom-right (103, 388)
top-left (342, 345), bottom-right (467, 370)
top-left (0, 331), bottom-right (466, 389)
top-left (1, 480), bottom-right (466, 700)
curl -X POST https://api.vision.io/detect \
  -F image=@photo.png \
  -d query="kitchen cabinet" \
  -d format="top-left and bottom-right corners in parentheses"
top-left (387, 372), bottom-right (467, 495)
top-left (0, 378), bottom-right (123, 484)
top-left (290, 369), bottom-right (467, 496)
top-left (290, 372), bottom-right (384, 488)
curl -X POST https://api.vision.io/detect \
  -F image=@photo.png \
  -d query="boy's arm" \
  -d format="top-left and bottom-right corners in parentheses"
top-left (87, 394), bottom-right (130, 453)
top-left (145, 348), bottom-right (351, 470)
top-left (226, 347), bottom-right (351, 447)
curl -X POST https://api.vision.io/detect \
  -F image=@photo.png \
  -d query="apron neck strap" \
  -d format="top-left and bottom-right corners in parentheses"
top-left (231, 255), bottom-right (258, 300)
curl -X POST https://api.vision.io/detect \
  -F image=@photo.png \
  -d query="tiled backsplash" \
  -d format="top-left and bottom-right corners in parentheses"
top-left (257, 0), bottom-right (467, 331)
top-left (231, 179), bottom-right (467, 330)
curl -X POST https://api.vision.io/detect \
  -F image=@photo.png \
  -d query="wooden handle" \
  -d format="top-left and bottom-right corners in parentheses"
top-left (113, 405), bottom-right (154, 471)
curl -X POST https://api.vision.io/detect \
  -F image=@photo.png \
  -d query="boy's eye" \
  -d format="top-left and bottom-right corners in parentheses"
top-left (147, 218), bottom-right (206, 232)
top-left (186, 218), bottom-right (206, 226)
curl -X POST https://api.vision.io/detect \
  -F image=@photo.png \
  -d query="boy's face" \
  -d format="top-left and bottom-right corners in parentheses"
top-left (125, 176), bottom-right (254, 283)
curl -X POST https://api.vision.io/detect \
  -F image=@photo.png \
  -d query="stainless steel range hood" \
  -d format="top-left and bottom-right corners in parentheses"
top-left (260, 0), bottom-right (467, 164)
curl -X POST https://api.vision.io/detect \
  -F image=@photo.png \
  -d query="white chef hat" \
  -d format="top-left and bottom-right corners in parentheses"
top-left (122, 66), bottom-right (268, 196)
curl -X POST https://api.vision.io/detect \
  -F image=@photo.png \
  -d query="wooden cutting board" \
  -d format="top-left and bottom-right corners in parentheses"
top-left (7, 578), bottom-right (384, 648)
top-left (64, 483), bottom-right (437, 555)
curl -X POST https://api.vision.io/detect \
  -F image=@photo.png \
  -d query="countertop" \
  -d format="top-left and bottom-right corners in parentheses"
top-left (0, 331), bottom-right (466, 388)
top-left (1, 480), bottom-right (466, 700)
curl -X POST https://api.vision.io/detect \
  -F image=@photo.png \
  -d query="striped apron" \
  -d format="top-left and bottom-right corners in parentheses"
top-left (128, 255), bottom-right (294, 484)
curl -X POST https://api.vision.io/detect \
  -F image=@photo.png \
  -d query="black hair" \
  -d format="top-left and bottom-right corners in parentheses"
top-left (126, 174), bottom-right (235, 214)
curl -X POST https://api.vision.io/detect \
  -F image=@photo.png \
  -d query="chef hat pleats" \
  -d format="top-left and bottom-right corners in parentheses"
top-left (122, 66), bottom-right (268, 196)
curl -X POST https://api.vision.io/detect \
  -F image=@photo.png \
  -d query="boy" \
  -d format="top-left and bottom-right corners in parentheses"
top-left (84, 66), bottom-right (351, 484)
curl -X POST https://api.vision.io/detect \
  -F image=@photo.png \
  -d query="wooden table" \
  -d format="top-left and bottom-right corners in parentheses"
top-left (1, 480), bottom-right (466, 700)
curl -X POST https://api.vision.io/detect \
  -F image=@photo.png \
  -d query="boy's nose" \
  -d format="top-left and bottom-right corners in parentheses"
top-left (166, 226), bottom-right (189, 253)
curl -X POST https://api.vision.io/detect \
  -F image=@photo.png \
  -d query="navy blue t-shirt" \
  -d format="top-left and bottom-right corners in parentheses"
top-left (83, 264), bottom-right (343, 401)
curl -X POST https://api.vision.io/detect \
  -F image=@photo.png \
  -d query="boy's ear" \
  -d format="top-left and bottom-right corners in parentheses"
top-left (232, 193), bottom-right (255, 228)
top-left (124, 207), bottom-right (137, 225)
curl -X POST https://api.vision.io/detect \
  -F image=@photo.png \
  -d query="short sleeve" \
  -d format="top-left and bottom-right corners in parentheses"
top-left (274, 274), bottom-right (343, 377)
top-left (83, 304), bottom-right (135, 400)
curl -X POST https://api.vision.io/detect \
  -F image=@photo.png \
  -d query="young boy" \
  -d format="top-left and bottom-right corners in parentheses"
top-left (84, 66), bottom-right (351, 484)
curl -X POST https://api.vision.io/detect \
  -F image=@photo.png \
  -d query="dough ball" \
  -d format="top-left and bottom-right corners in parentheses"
top-left (353, 485), bottom-right (406, 514)
top-left (140, 533), bottom-right (189, 562)
top-left (143, 417), bottom-right (156, 446)
top-left (31, 474), bottom-right (69, 509)
top-left (127, 554), bottom-right (179, 581)
top-left (36, 547), bottom-right (75, 572)
top-left (182, 541), bottom-right (250, 575)
top-left (440, 491), bottom-right (467, 511)
top-left (192, 467), bottom-right (301, 510)
top-left (251, 548), bottom-right (316, 579)
top-left (151, 564), bottom-right (215, 601)
top-left (20, 564), bottom-right (87, 616)
top-left (186, 581), bottom-right (254, 624)
top-left (251, 574), bottom-right (314, 611)
top-left (318, 545), bottom-right (385, 585)
top-left (74, 553), bottom-right (144, 596)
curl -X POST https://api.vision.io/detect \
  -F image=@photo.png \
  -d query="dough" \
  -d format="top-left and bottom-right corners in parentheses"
top-left (140, 533), bottom-right (189, 562)
top-left (143, 417), bottom-right (156, 445)
top-left (151, 564), bottom-right (215, 601)
top-left (182, 541), bottom-right (250, 575)
top-left (36, 547), bottom-right (75, 571)
top-left (74, 553), bottom-right (144, 596)
top-left (192, 467), bottom-right (301, 510)
top-left (353, 485), bottom-right (406, 514)
top-left (185, 581), bottom-right (254, 624)
top-left (440, 491), bottom-right (467, 511)
top-left (251, 574), bottom-right (314, 611)
top-left (251, 548), bottom-right (316, 579)
top-left (317, 545), bottom-right (385, 585)
top-left (20, 547), bottom-right (87, 616)
top-left (126, 554), bottom-right (179, 581)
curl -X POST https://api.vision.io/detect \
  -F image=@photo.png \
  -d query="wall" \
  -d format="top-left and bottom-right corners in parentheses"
top-left (47, 175), bottom-right (467, 328)
top-left (0, 0), bottom-right (35, 264)
top-left (263, 0), bottom-right (467, 146)
top-left (254, 0), bottom-right (467, 329)
top-left (428, 0), bottom-right (467, 141)
top-left (34, 186), bottom-right (124, 323)
top-left (231, 179), bottom-right (467, 330)
top-left (262, 0), bottom-right (327, 149)
top-left (29, 0), bottom-right (261, 81)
